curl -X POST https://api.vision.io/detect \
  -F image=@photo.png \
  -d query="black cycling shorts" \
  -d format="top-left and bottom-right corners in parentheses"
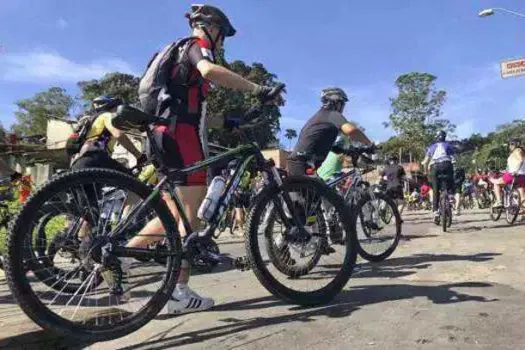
top-left (71, 150), bottom-right (130, 174)
top-left (148, 123), bottom-right (206, 186)
top-left (386, 186), bottom-right (404, 200)
top-left (233, 192), bottom-right (250, 209)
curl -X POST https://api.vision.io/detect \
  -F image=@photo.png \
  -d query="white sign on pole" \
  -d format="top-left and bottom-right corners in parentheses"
top-left (500, 58), bottom-right (525, 79)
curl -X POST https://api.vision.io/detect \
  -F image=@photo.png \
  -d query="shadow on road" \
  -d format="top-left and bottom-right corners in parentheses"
top-left (0, 329), bottom-right (91, 350)
top-left (0, 252), bottom-right (501, 348)
top-left (353, 252), bottom-right (501, 279)
top-left (126, 281), bottom-right (496, 350)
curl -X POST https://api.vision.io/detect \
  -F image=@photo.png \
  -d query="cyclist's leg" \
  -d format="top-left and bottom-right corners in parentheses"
top-left (491, 176), bottom-right (505, 207)
top-left (430, 167), bottom-right (440, 215)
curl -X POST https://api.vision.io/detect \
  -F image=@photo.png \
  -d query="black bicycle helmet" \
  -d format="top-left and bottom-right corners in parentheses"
top-left (186, 4), bottom-right (236, 38)
top-left (388, 154), bottom-right (399, 163)
top-left (508, 137), bottom-right (521, 146)
top-left (92, 96), bottom-right (122, 113)
top-left (321, 87), bottom-right (349, 104)
top-left (437, 130), bottom-right (447, 142)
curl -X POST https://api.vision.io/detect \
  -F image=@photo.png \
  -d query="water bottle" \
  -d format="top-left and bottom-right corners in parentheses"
top-left (198, 176), bottom-right (226, 222)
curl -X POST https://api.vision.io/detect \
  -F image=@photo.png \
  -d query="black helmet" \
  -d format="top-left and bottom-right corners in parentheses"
top-left (186, 4), bottom-right (236, 38)
top-left (508, 137), bottom-right (521, 146)
top-left (388, 154), bottom-right (399, 163)
top-left (321, 87), bottom-right (348, 104)
top-left (92, 96), bottom-right (122, 112)
top-left (227, 158), bottom-right (240, 171)
top-left (437, 130), bottom-right (447, 142)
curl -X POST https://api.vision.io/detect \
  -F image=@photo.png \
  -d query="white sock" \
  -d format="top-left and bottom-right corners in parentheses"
top-left (175, 283), bottom-right (188, 293)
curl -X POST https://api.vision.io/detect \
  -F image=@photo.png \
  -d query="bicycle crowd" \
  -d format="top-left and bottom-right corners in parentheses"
top-left (0, 3), bottom-right (523, 343)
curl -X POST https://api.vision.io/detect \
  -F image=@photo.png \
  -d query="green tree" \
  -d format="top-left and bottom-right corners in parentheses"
top-left (77, 72), bottom-right (140, 109)
top-left (284, 128), bottom-right (297, 150)
top-left (384, 72), bottom-right (454, 161)
top-left (12, 87), bottom-right (74, 137)
top-left (471, 119), bottom-right (525, 171)
top-left (207, 59), bottom-right (284, 149)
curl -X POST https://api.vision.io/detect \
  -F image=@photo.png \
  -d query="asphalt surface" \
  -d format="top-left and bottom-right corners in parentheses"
top-left (1, 209), bottom-right (525, 349)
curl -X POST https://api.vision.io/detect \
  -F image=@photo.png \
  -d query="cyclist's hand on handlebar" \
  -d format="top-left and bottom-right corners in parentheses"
top-left (254, 84), bottom-right (286, 105)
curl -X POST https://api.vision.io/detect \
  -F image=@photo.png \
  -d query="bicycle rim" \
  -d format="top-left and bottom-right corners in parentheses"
top-left (355, 192), bottom-right (401, 262)
top-left (246, 176), bottom-right (357, 305)
top-left (6, 169), bottom-right (181, 340)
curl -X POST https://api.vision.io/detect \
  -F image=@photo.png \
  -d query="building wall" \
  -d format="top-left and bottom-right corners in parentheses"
top-left (47, 119), bottom-right (74, 150)
top-left (261, 149), bottom-right (290, 169)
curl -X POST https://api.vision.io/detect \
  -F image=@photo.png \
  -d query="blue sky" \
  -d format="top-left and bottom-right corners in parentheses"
top-left (0, 0), bottom-right (524, 144)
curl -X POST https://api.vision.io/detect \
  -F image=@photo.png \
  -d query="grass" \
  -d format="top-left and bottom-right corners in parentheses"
top-left (0, 198), bottom-right (68, 256)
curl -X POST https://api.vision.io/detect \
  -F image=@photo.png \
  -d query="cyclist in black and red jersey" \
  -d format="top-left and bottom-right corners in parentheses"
top-left (121, 4), bottom-right (284, 315)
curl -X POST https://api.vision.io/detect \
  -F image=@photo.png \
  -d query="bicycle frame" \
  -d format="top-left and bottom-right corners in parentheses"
top-left (108, 127), bottom-right (297, 260)
top-left (325, 166), bottom-right (375, 202)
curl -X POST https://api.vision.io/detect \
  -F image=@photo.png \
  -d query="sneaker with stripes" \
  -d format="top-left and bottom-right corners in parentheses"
top-left (166, 285), bottom-right (214, 315)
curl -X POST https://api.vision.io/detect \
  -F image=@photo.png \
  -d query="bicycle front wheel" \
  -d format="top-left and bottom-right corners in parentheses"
top-left (6, 168), bottom-right (181, 341)
top-left (245, 176), bottom-right (357, 306)
top-left (355, 192), bottom-right (401, 262)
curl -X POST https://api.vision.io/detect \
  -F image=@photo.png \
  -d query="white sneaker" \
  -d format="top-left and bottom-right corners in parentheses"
top-left (166, 285), bottom-right (214, 315)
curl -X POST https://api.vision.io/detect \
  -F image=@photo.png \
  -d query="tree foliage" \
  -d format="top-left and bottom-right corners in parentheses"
top-left (384, 72), bottom-right (454, 161)
top-left (207, 58), bottom-right (283, 149)
top-left (77, 72), bottom-right (140, 109)
top-left (12, 87), bottom-right (74, 137)
top-left (284, 128), bottom-right (297, 150)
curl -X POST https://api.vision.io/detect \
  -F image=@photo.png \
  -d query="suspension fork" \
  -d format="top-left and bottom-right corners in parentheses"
top-left (262, 162), bottom-right (305, 230)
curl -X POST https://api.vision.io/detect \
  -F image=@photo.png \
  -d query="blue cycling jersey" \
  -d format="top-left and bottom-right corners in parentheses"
top-left (426, 142), bottom-right (455, 164)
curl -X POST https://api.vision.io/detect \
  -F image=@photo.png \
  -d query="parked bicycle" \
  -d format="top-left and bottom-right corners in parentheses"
top-left (5, 99), bottom-right (359, 341)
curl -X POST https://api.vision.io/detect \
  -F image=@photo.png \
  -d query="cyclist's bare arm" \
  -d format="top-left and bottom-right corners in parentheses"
top-left (196, 60), bottom-right (260, 93)
top-left (104, 115), bottom-right (142, 159)
top-left (341, 123), bottom-right (372, 145)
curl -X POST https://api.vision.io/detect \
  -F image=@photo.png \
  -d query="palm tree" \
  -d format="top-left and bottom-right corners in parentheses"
top-left (284, 129), bottom-right (297, 150)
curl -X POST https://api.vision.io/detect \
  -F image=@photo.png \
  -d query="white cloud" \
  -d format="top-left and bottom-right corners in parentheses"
top-left (57, 18), bottom-right (68, 30)
top-left (0, 51), bottom-right (137, 83)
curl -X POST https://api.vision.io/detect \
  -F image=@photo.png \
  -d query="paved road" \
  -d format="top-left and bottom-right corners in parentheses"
top-left (1, 209), bottom-right (525, 349)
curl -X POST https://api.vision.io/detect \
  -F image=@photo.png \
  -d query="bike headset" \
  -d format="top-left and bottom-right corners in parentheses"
top-left (185, 4), bottom-right (236, 54)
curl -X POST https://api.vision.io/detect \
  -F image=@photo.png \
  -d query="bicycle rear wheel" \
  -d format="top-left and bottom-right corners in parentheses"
top-left (441, 189), bottom-right (449, 232)
top-left (505, 189), bottom-right (521, 225)
top-left (6, 169), bottom-right (181, 341)
top-left (245, 176), bottom-right (357, 306)
top-left (355, 192), bottom-right (401, 262)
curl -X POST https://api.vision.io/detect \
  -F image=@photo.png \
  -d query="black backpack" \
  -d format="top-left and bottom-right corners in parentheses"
top-left (65, 114), bottom-right (99, 157)
top-left (138, 37), bottom-right (195, 118)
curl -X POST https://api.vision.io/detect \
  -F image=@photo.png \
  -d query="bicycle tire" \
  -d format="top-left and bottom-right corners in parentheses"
top-left (262, 204), bottom-right (324, 278)
top-left (245, 176), bottom-right (357, 306)
top-left (5, 168), bottom-right (181, 341)
top-left (441, 189), bottom-right (448, 232)
top-left (356, 192), bottom-right (401, 262)
top-left (489, 191), bottom-right (502, 221)
top-left (505, 189), bottom-right (521, 225)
